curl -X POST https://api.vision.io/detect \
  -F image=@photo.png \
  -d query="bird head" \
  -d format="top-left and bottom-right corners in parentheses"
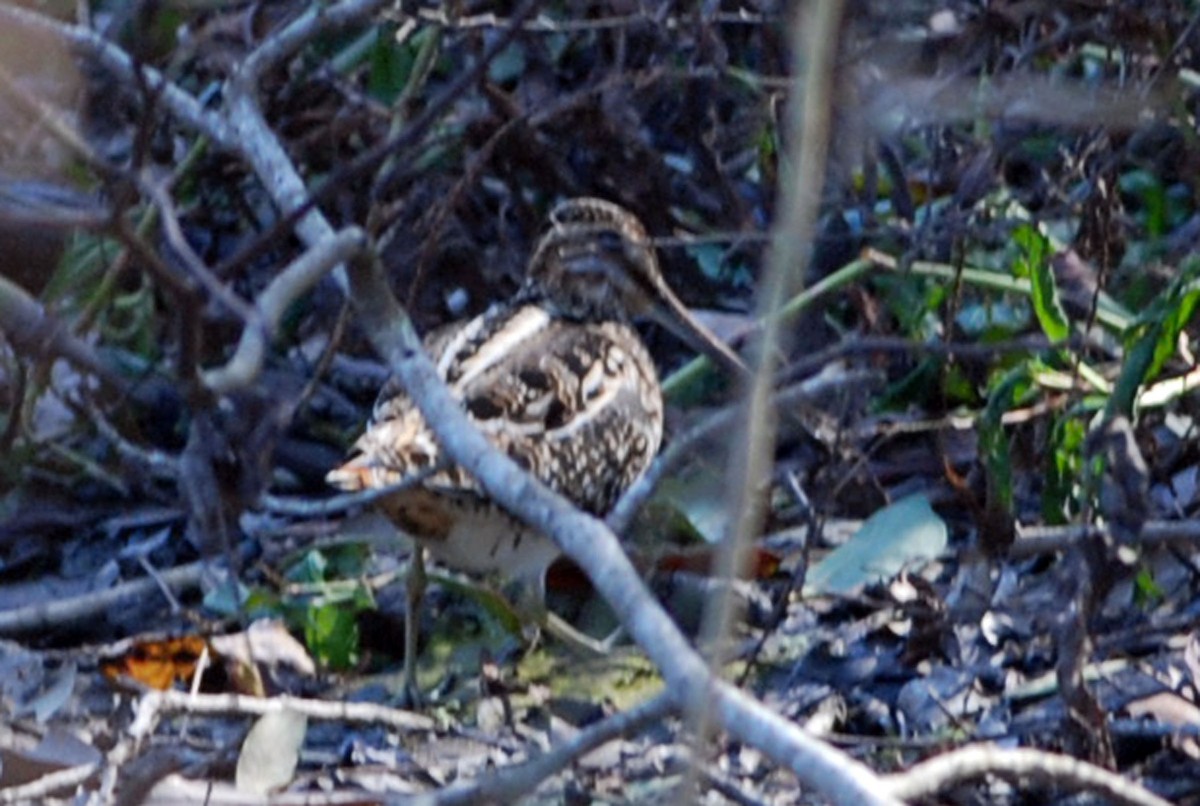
top-left (525, 198), bottom-right (747, 379)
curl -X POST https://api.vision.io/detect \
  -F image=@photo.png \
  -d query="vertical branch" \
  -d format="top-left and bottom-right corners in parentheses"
top-left (689, 0), bottom-right (846, 755)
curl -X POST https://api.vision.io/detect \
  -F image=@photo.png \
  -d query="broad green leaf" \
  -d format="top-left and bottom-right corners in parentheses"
top-left (1119, 169), bottom-right (1169, 238)
top-left (955, 299), bottom-right (1027, 338)
top-left (287, 549), bottom-right (328, 584)
top-left (304, 602), bottom-right (359, 669)
top-left (1133, 567), bottom-right (1164, 607)
top-left (1110, 324), bottom-right (1160, 418)
top-left (685, 242), bottom-right (726, 282)
top-left (368, 25), bottom-right (439, 104)
top-left (804, 495), bottom-right (947, 595)
top-left (650, 462), bottom-right (730, 545)
top-left (203, 574), bottom-right (250, 617)
top-left (1145, 287), bottom-right (1200, 382)
top-left (367, 26), bottom-right (415, 104)
top-left (285, 545), bottom-right (368, 586)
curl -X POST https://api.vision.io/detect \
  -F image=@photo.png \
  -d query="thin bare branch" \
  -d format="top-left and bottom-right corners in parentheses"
top-left (0, 762), bottom-right (100, 804)
top-left (238, 0), bottom-right (390, 81)
top-left (128, 689), bottom-right (432, 741)
top-left (141, 174), bottom-right (261, 326)
top-left (429, 693), bottom-right (675, 805)
top-left (412, 7), bottom-right (774, 32)
top-left (202, 227), bottom-right (365, 393)
top-left (607, 369), bottom-right (881, 536)
top-left (0, 558), bottom-right (200, 635)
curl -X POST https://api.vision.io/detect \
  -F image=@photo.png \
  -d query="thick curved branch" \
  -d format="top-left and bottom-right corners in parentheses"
top-left (202, 227), bottom-right (365, 393)
top-left (884, 746), bottom-right (1170, 806)
top-left (343, 249), bottom-right (898, 805)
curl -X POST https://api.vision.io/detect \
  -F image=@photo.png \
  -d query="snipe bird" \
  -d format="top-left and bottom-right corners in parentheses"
top-left (327, 197), bottom-right (746, 699)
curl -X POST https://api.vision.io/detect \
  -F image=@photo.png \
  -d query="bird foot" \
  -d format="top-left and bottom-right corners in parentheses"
top-left (389, 670), bottom-right (424, 710)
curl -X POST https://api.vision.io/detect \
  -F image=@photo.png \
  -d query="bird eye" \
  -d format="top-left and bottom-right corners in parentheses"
top-left (596, 229), bottom-right (625, 253)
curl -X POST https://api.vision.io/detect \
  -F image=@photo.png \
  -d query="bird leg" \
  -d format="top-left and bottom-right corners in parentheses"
top-left (396, 546), bottom-right (427, 707)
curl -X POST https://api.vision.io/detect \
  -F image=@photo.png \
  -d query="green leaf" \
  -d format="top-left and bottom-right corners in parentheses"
top-left (42, 231), bottom-right (115, 303)
top-left (1110, 324), bottom-right (1160, 418)
top-left (955, 299), bottom-right (1027, 339)
top-left (367, 25), bottom-right (438, 104)
top-left (804, 495), bottom-right (947, 595)
top-left (1133, 566), bottom-right (1164, 607)
top-left (650, 463), bottom-right (730, 545)
top-left (488, 41), bottom-right (526, 85)
top-left (1146, 287), bottom-right (1200, 382)
top-left (203, 575), bottom-right (251, 617)
top-left (685, 242), bottom-right (726, 282)
top-left (286, 549), bottom-right (328, 584)
top-left (980, 365), bottom-right (1036, 514)
top-left (940, 363), bottom-right (979, 406)
top-left (429, 572), bottom-right (524, 638)
top-left (304, 602), bottom-right (359, 669)
top-left (367, 27), bottom-right (414, 104)
top-left (1011, 223), bottom-right (1069, 342)
top-left (873, 274), bottom-right (936, 335)
top-left (285, 545), bottom-right (368, 586)
top-left (243, 588), bottom-right (281, 616)
top-left (1109, 260), bottom-right (1200, 416)
top-left (1119, 169), bottom-right (1168, 238)
top-left (1043, 415), bottom-right (1086, 524)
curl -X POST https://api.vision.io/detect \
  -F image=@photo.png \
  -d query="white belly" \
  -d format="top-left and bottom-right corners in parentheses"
top-left (422, 502), bottom-right (560, 588)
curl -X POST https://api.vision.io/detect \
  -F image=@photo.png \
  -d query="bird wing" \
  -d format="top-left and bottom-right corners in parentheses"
top-left (326, 304), bottom-right (663, 516)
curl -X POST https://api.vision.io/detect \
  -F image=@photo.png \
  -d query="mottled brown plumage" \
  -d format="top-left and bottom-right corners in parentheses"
top-left (327, 198), bottom-right (743, 697)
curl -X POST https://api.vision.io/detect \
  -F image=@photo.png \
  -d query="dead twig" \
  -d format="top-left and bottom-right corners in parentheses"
top-left (883, 745), bottom-right (1171, 806)
top-left (0, 762), bottom-right (101, 804)
top-left (127, 689), bottom-right (433, 739)
top-left (0, 274), bottom-right (127, 392)
top-left (432, 693), bottom-right (674, 805)
top-left (0, 561), bottom-right (205, 635)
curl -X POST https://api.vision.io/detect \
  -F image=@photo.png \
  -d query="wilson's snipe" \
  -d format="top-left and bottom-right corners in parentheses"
top-left (327, 198), bottom-right (745, 698)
